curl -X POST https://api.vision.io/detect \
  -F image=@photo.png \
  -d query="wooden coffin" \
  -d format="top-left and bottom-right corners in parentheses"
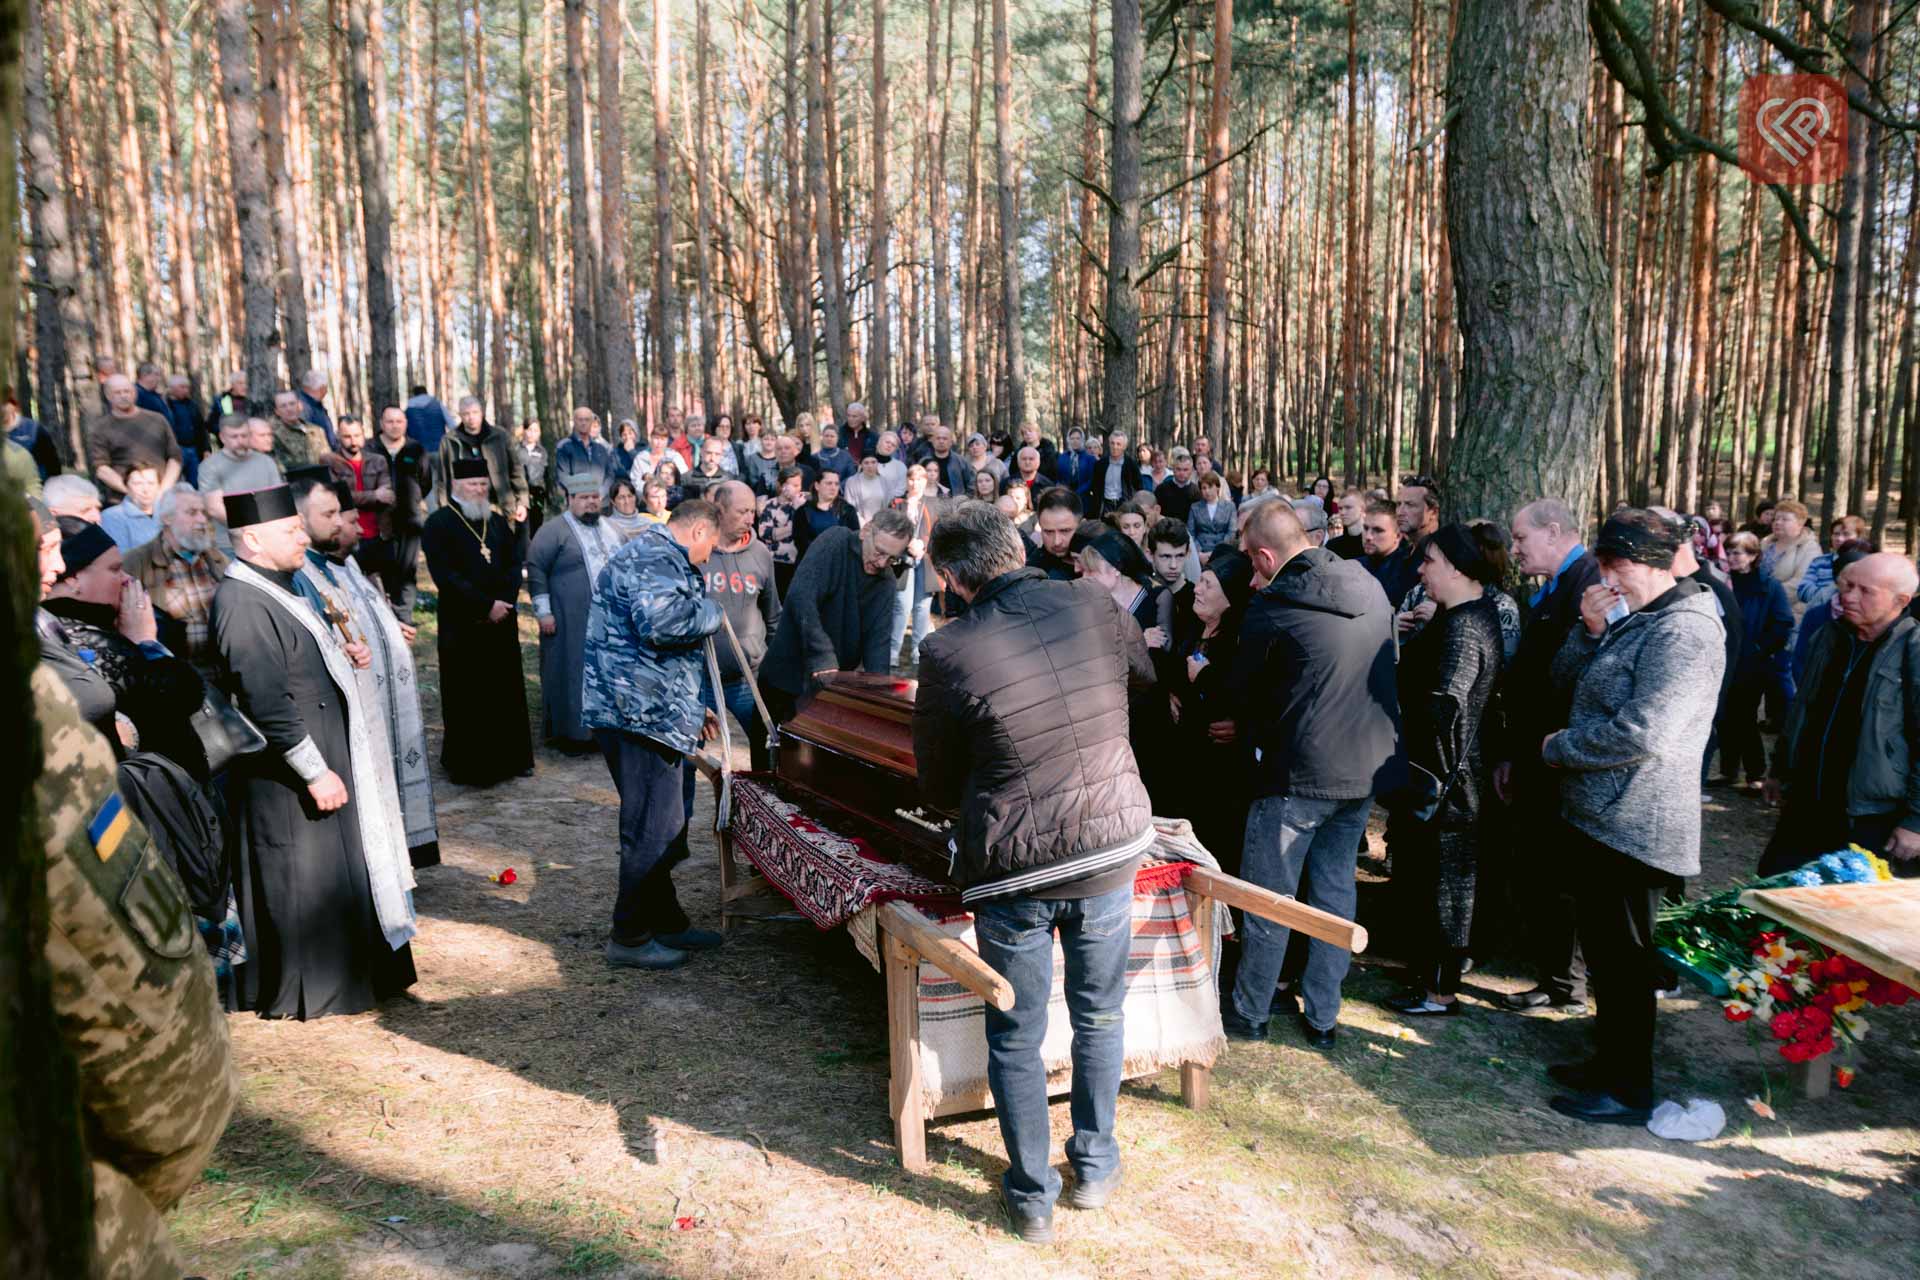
top-left (776, 671), bottom-right (955, 871)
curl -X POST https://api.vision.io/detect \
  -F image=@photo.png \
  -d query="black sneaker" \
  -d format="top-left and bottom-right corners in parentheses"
top-left (1549, 1090), bottom-right (1651, 1126)
top-left (1501, 987), bottom-right (1587, 1011)
top-left (606, 939), bottom-right (690, 970)
top-left (1002, 1194), bottom-right (1054, 1244)
top-left (1384, 991), bottom-right (1465, 1016)
top-left (1297, 1013), bottom-right (1337, 1049)
top-left (1066, 1165), bottom-right (1123, 1210)
top-left (1220, 1005), bottom-right (1269, 1042)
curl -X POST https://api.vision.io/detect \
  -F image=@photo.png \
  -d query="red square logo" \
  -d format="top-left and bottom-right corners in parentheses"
top-left (1738, 74), bottom-right (1847, 184)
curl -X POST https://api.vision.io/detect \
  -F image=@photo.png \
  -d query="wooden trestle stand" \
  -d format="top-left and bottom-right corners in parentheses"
top-left (693, 747), bottom-right (1367, 1172)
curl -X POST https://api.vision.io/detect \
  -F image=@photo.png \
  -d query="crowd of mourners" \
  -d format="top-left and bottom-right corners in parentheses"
top-left (16, 354), bottom-right (1920, 1259)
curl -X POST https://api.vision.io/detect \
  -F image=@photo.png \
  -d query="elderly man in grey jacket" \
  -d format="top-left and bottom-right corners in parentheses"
top-left (1539, 509), bottom-right (1725, 1126)
top-left (1761, 552), bottom-right (1920, 876)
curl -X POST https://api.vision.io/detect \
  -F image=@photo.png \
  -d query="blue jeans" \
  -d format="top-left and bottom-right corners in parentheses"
top-left (892, 579), bottom-right (932, 668)
top-left (973, 883), bottom-right (1133, 1213)
top-left (1231, 794), bottom-right (1371, 1032)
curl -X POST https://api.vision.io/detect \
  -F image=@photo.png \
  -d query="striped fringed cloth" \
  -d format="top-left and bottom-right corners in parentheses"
top-left (848, 867), bottom-right (1227, 1110)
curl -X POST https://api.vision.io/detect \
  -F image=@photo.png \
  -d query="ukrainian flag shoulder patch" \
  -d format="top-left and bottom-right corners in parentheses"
top-left (89, 793), bottom-right (131, 862)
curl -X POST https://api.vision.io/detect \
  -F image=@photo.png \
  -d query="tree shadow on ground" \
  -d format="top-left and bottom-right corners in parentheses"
top-left (179, 1103), bottom-right (682, 1278)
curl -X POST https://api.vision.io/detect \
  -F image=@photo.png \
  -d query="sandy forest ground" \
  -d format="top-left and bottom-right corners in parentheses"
top-left (168, 602), bottom-right (1920, 1280)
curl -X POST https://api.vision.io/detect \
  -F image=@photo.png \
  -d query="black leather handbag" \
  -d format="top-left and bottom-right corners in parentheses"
top-left (189, 682), bottom-right (269, 776)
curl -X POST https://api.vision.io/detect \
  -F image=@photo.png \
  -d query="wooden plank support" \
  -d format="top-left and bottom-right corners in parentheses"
top-left (1184, 866), bottom-right (1368, 954)
top-left (877, 901), bottom-right (1017, 1011)
top-left (883, 926), bottom-right (929, 1172)
top-left (1181, 888), bottom-right (1215, 1111)
top-left (1182, 890), bottom-right (1213, 1113)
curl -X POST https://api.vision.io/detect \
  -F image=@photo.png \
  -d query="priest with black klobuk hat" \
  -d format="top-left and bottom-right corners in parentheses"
top-left (422, 455), bottom-right (534, 784)
top-left (210, 484), bottom-right (418, 1018)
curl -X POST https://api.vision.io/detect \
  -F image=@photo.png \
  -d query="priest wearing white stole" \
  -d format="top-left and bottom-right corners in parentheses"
top-left (296, 474), bottom-right (442, 867)
top-left (211, 483), bottom-right (418, 1019)
top-left (527, 469), bottom-right (623, 752)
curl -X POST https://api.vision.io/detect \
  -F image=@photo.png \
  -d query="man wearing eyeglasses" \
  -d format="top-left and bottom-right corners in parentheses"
top-left (760, 508), bottom-right (916, 715)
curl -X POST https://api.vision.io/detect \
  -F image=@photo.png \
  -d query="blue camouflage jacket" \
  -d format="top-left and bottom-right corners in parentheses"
top-left (582, 524), bottom-right (724, 754)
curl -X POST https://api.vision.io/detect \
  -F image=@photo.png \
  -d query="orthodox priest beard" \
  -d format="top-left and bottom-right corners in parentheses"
top-left (457, 496), bottom-right (491, 523)
top-left (575, 508), bottom-right (602, 525)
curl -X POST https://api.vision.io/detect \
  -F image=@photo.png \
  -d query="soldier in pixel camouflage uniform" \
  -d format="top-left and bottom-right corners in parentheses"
top-left (36, 664), bottom-right (237, 1279)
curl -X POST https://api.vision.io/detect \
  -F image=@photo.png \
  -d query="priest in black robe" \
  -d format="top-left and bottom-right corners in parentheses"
top-left (423, 456), bottom-right (534, 784)
top-left (211, 485), bottom-right (418, 1019)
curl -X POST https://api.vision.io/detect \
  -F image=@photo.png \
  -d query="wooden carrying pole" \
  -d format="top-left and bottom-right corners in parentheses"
top-left (877, 901), bottom-right (1017, 1011)
top-left (1184, 866), bottom-right (1369, 954)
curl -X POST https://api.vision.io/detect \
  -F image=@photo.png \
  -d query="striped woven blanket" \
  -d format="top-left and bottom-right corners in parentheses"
top-left (847, 880), bottom-right (1225, 1108)
top-left (729, 775), bottom-right (1230, 1107)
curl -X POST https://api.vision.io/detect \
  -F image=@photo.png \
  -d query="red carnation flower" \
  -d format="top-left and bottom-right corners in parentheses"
top-left (1770, 1011), bottom-right (1801, 1039)
top-left (1724, 1005), bottom-right (1752, 1023)
top-left (1768, 980), bottom-right (1794, 1003)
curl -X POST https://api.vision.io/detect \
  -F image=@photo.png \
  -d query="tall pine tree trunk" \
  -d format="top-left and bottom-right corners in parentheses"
top-left (990, 0), bottom-right (1025, 433)
top-left (467, 1), bottom-right (511, 421)
top-left (564, 0), bottom-right (601, 411)
top-left (24, 0), bottom-right (93, 447)
top-left (599, 0), bottom-right (637, 422)
top-left (958, 0), bottom-right (984, 434)
top-left (1819, 0), bottom-right (1876, 526)
top-left (806, 0), bottom-right (848, 423)
top-left (868, 0), bottom-right (892, 427)
top-left (1100, 0), bottom-right (1141, 444)
top-left (217, 0), bottom-right (280, 407)
top-left (1072, 0), bottom-right (1099, 430)
top-left (927, 0), bottom-right (956, 426)
top-left (348, 0), bottom-right (399, 411)
top-left (1338, 0), bottom-right (1360, 480)
top-left (1443, 0), bottom-right (1608, 523)
top-left (692, 0), bottom-right (719, 415)
top-left (652, 0), bottom-right (677, 416)
top-left (1201, 0), bottom-right (1233, 453)
top-left (150, 0), bottom-right (202, 377)
top-left (1677, 10), bottom-right (1720, 512)
top-left (260, 1), bottom-right (313, 385)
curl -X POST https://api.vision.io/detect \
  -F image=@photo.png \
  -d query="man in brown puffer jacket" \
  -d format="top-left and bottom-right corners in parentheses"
top-left (913, 501), bottom-right (1154, 1245)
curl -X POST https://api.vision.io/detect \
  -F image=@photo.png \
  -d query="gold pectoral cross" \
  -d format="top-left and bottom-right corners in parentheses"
top-left (479, 542), bottom-right (492, 564)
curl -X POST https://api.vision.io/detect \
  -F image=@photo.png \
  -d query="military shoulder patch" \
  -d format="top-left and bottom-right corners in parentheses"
top-left (88, 793), bottom-right (131, 862)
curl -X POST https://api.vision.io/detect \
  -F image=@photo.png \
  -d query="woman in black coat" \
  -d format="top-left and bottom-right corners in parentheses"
top-left (1079, 528), bottom-right (1175, 805)
top-left (1387, 524), bottom-right (1506, 1017)
top-left (1720, 531), bottom-right (1794, 790)
top-left (793, 469), bottom-right (863, 563)
top-left (1167, 552), bottom-right (1256, 873)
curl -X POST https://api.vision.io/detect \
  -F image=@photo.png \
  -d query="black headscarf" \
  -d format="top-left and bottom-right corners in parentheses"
top-left (1205, 549), bottom-right (1256, 612)
top-left (1088, 528), bottom-right (1153, 586)
top-left (1596, 508), bottom-right (1683, 570)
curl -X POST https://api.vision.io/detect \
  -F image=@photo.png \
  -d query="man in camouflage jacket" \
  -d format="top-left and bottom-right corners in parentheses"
top-left (36, 664), bottom-right (237, 1278)
top-left (582, 499), bottom-right (726, 971)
